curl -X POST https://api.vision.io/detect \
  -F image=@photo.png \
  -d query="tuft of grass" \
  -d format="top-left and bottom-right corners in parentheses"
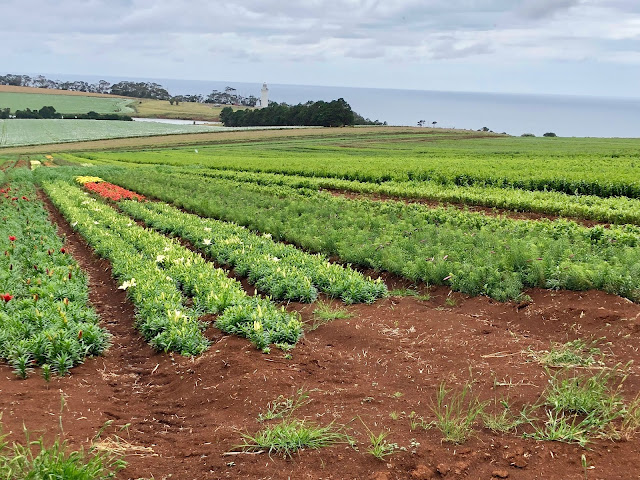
top-left (444, 296), bottom-right (457, 307)
top-left (544, 369), bottom-right (624, 431)
top-left (527, 409), bottom-right (591, 447)
top-left (357, 417), bottom-right (398, 461)
top-left (408, 411), bottom-right (433, 431)
top-left (309, 302), bottom-right (353, 331)
top-left (0, 425), bottom-right (125, 480)
top-left (618, 394), bottom-right (640, 440)
top-left (482, 399), bottom-right (534, 434)
top-left (388, 288), bottom-right (431, 301)
top-left (531, 366), bottom-right (640, 444)
top-left (431, 382), bottom-right (486, 444)
top-left (535, 339), bottom-right (604, 368)
top-left (258, 388), bottom-right (311, 422)
top-left (366, 431), bottom-right (397, 461)
top-left (238, 419), bottom-right (351, 458)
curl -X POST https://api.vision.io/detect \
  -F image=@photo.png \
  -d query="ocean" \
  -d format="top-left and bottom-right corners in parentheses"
top-left (42, 73), bottom-right (640, 138)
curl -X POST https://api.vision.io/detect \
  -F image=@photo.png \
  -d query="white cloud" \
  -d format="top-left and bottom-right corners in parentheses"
top-left (1, 0), bottom-right (639, 95)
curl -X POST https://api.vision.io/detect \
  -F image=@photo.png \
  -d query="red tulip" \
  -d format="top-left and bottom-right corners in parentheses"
top-left (1, 294), bottom-right (12, 302)
top-left (60, 247), bottom-right (66, 254)
top-left (8, 236), bottom-right (16, 242)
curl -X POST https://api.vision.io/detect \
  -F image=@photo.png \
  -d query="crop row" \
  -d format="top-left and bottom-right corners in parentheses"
top-left (103, 169), bottom-right (640, 302)
top-left (67, 135), bottom-right (640, 199)
top-left (164, 167), bottom-right (640, 225)
top-left (0, 171), bottom-right (110, 377)
top-left (43, 180), bottom-right (303, 353)
top-left (118, 200), bottom-right (387, 304)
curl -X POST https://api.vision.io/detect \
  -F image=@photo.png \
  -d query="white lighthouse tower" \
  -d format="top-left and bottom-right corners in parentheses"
top-left (258, 83), bottom-right (269, 108)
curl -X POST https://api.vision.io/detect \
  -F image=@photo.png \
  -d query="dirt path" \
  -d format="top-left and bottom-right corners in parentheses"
top-left (0, 192), bottom-right (638, 479)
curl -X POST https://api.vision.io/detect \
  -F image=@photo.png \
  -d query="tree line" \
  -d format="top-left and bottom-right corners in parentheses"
top-left (220, 99), bottom-right (384, 127)
top-left (0, 106), bottom-right (131, 121)
top-left (1, 73), bottom-right (386, 125)
top-left (0, 74), bottom-right (258, 106)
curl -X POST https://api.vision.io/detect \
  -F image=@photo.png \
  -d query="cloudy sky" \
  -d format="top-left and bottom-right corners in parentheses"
top-left (2, 0), bottom-right (639, 97)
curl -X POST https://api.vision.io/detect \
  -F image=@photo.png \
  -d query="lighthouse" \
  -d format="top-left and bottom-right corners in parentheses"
top-left (259, 83), bottom-right (269, 109)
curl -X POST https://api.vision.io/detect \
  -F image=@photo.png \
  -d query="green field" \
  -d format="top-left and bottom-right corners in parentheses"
top-left (0, 91), bottom-right (134, 114)
top-left (63, 131), bottom-right (640, 225)
top-left (133, 98), bottom-right (248, 121)
top-left (79, 134), bottom-right (640, 198)
top-left (0, 119), bottom-right (303, 147)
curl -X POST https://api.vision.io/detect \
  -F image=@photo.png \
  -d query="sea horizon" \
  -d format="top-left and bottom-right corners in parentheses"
top-left (24, 72), bottom-right (640, 138)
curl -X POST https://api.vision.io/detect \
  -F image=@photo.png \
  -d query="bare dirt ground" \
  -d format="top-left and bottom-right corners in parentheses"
top-left (0, 193), bottom-right (638, 480)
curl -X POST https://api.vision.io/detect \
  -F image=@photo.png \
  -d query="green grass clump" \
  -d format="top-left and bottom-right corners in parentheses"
top-left (366, 431), bottom-right (397, 460)
top-left (388, 288), bottom-right (431, 301)
top-left (537, 339), bottom-right (604, 368)
top-left (238, 419), bottom-right (350, 457)
top-left (431, 382), bottom-right (486, 444)
top-left (482, 399), bottom-right (534, 434)
top-left (310, 302), bottom-right (353, 331)
top-left (258, 388), bottom-right (311, 422)
top-left (0, 428), bottom-right (125, 479)
top-left (527, 410), bottom-right (591, 447)
top-left (544, 370), bottom-right (624, 431)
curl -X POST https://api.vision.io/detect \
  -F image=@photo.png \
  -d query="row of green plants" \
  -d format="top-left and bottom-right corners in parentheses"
top-left (102, 168), bottom-right (640, 302)
top-left (64, 134), bottom-right (640, 199)
top-left (0, 171), bottom-right (110, 378)
top-left (118, 200), bottom-right (387, 304)
top-left (170, 166), bottom-right (640, 225)
top-left (43, 180), bottom-right (303, 354)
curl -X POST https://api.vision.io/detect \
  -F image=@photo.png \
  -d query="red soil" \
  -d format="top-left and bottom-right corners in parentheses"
top-left (0, 192), bottom-right (638, 479)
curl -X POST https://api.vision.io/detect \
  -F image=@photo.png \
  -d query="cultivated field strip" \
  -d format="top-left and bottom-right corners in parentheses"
top-left (105, 169), bottom-right (640, 302)
top-left (44, 181), bottom-right (303, 353)
top-left (74, 135), bottom-right (640, 198)
top-left (0, 172), bottom-right (110, 377)
top-left (166, 167), bottom-right (640, 225)
top-left (118, 200), bottom-right (387, 303)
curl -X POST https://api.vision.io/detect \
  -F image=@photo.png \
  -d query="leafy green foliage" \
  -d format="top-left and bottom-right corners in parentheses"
top-left (83, 134), bottom-right (640, 199)
top-left (100, 167), bottom-right (640, 302)
top-left (0, 423), bottom-right (125, 480)
top-left (43, 180), bottom-right (302, 353)
top-left (118, 200), bottom-right (386, 304)
top-left (238, 419), bottom-right (350, 457)
top-left (366, 431), bottom-right (398, 460)
top-left (535, 339), bottom-right (604, 368)
top-left (431, 382), bottom-right (486, 444)
top-left (0, 172), bottom-right (109, 377)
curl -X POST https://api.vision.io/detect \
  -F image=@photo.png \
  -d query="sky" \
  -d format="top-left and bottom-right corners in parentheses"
top-left (2, 0), bottom-right (640, 98)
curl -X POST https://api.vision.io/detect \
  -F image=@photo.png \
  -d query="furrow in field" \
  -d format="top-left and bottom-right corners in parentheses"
top-left (99, 169), bottom-right (640, 302)
top-left (43, 180), bottom-right (303, 353)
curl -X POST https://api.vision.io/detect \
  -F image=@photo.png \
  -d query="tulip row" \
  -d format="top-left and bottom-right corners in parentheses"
top-left (0, 172), bottom-right (110, 377)
top-left (43, 181), bottom-right (303, 353)
top-left (118, 200), bottom-right (387, 303)
top-left (74, 175), bottom-right (104, 184)
top-left (83, 181), bottom-right (145, 202)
